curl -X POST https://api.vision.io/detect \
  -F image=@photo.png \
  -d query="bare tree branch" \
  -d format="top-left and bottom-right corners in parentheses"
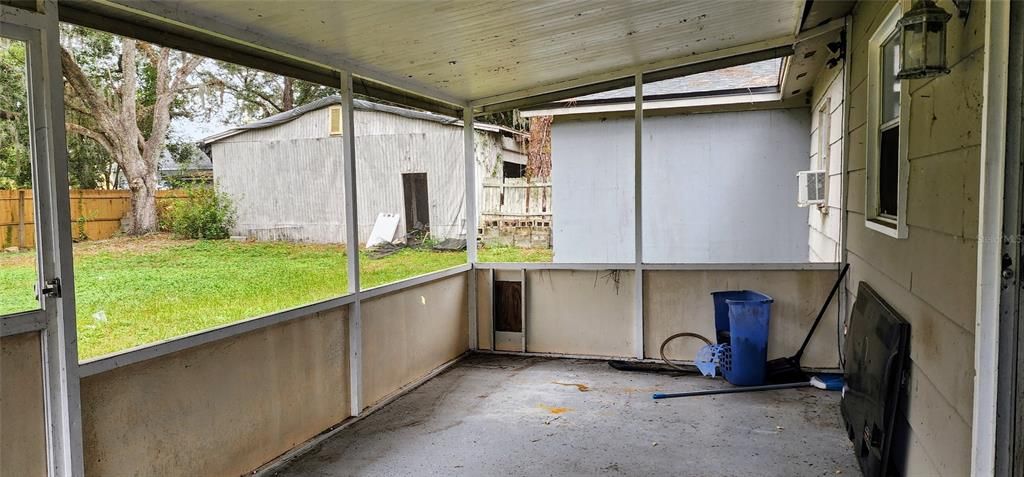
top-left (65, 122), bottom-right (116, 158)
top-left (170, 54), bottom-right (205, 93)
top-left (215, 80), bottom-right (283, 115)
top-left (60, 46), bottom-right (115, 126)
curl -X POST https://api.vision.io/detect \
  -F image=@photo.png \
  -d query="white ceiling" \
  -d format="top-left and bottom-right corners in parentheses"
top-left (106, 0), bottom-right (805, 105)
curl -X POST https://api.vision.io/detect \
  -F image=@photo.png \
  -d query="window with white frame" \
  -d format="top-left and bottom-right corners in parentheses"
top-left (865, 4), bottom-right (909, 238)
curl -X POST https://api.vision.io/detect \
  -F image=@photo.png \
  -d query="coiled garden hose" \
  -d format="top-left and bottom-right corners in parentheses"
top-left (659, 332), bottom-right (712, 372)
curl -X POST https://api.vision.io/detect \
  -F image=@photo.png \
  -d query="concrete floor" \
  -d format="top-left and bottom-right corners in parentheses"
top-left (273, 354), bottom-right (860, 477)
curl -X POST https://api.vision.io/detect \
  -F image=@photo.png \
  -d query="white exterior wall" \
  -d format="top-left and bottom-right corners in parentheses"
top-left (212, 107), bottom-right (510, 244)
top-left (550, 118), bottom-right (636, 263)
top-left (550, 107), bottom-right (811, 263)
top-left (808, 63), bottom-right (845, 262)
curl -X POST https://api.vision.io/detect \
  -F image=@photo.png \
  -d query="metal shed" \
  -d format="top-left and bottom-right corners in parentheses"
top-left (203, 96), bottom-right (525, 243)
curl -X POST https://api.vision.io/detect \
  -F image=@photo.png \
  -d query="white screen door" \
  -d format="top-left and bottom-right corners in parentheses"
top-left (1, 4), bottom-right (83, 476)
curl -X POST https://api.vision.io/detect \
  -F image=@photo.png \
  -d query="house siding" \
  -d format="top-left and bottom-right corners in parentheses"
top-left (808, 61), bottom-right (845, 262)
top-left (550, 107), bottom-right (811, 263)
top-left (844, 1), bottom-right (985, 475)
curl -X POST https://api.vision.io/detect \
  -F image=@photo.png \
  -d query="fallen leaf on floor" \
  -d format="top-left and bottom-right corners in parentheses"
top-left (538, 404), bottom-right (572, 414)
top-left (552, 382), bottom-right (591, 392)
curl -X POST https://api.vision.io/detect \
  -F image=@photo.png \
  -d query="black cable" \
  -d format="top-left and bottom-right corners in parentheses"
top-left (837, 262), bottom-right (847, 369)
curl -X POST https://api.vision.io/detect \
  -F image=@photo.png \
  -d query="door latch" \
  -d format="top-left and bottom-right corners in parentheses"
top-left (40, 278), bottom-right (61, 298)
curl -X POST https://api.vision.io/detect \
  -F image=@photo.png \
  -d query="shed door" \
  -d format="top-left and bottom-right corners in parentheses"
top-left (402, 173), bottom-right (429, 233)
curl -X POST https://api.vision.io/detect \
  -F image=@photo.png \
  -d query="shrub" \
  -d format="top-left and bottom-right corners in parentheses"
top-left (167, 186), bottom-right (236, 239)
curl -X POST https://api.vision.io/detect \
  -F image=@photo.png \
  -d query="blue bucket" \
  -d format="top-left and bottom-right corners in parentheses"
top-left (710, 290), bottom-right (773, 386)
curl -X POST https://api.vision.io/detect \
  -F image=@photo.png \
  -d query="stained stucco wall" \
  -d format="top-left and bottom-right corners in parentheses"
top-left (808, 62), bottom-right (845, 262)
top-left (474, 267), bottom-right (840, 368)
top-left (360, 273), bottom-right (469, 408)
top-left (525, 269), bottom-right (636, 357)
top-left (644, 269), bottom-right (841, 369)
top-left (0, 332), bottom-right (47, 477)
top-left (845, 1), bottom-right (984, 475)
top-left (80, 308), bottom-right (349, 477)
top-left (550, 108), bottom-right (811, 263)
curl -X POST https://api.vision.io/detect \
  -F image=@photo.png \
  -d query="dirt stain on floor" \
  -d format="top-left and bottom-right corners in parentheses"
top-left (553, 382), bottom-right (591, 392)
top-left (538, 404), bottom-right (572, 414)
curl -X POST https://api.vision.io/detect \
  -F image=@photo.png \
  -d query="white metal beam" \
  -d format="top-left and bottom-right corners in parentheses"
top-left (633, 73), bottom-right (644, 360)
top-left (473, 262), bottom-right (839, 271)
top-left (518, 92), bottom-right (784, 118)
top-left (464, 107), bottom-right (478, 350)
top-left (973, 1), bottom-right (1011, 475)
top-left (341, 71), bottom-right (363, 417)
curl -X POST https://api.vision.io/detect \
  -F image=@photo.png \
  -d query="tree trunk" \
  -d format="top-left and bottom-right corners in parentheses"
top-left (119, 147), bottom-right (160, 235)
top-left (282, 77), bottom-right (294, 111)
top-left (125, 172), bottom-right (159, 235)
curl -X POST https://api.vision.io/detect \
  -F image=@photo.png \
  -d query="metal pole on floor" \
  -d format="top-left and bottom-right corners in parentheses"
top-left (653, 382), bottom-right (812, 400)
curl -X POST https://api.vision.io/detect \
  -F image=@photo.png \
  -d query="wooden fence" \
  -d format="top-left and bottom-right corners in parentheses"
top-left (0, 189), bottom-right (187, 249)
top-left (479, 181), bottom-right (552, 248)
top-left (481, 181), bottom-right (551, 216)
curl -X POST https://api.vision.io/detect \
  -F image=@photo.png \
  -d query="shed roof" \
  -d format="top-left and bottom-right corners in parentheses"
top-left (569, 58), bottom-right (782, 103)
top-left (202, 96), bottom-right (522, 145)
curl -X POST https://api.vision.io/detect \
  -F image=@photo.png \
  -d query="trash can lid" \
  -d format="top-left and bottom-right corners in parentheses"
top-left (711, 290), bottom-right (774, 304)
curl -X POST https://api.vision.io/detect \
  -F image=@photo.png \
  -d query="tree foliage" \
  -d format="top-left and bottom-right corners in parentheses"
top-left (203, 63), bottom-right (334, 122)
top-left (165, 186), bottom-right (236, 240)
top-left (0, 38), bottom-right (30, 190)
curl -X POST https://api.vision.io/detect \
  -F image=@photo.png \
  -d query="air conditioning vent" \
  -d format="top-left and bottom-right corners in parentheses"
top-left (797, 170), bottom-right (827, 207)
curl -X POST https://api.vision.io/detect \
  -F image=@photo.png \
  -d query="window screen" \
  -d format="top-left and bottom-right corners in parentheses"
top-left (878, 31), bottom-right (901, 219)
top-left (880, 33), bottom-right (901, 124)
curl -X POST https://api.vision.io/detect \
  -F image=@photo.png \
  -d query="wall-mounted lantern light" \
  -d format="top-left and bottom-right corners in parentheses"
top-left (896, 0), bottom-right (952, 79)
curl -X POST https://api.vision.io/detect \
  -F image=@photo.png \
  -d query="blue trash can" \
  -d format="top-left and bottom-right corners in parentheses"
top-left (710, 290), bottom-right (774, 386)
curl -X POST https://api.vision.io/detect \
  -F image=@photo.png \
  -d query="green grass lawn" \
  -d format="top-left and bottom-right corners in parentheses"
top-left (0, 237), bottom-right (550, 359)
